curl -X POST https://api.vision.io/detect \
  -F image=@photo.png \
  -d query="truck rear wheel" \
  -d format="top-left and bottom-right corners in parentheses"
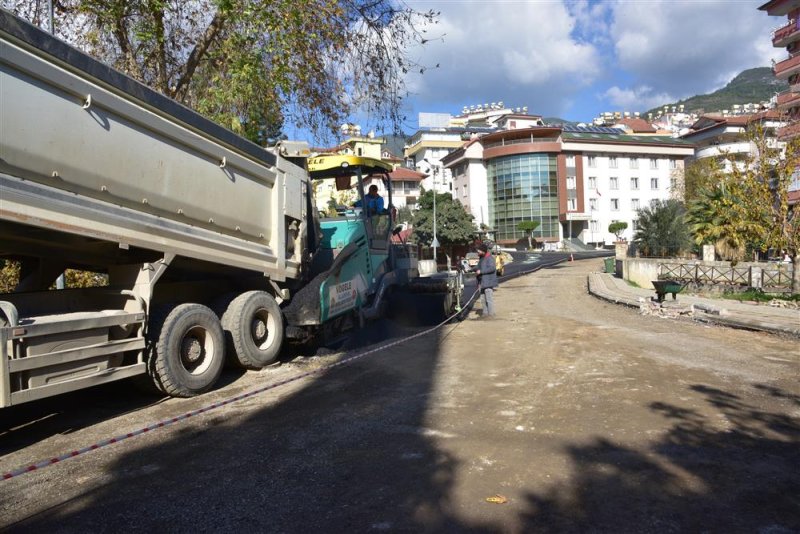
top-left (151, 303), bottom-right (225, 397)
top-left (221, 291), bottom-right (284, 369)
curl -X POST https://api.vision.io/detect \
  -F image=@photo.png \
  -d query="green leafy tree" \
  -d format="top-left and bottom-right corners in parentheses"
top-left (680, 156), bottom-right (724, 205)
top-left (516, 220), bottom-right (540, 250)
top-left (685, 125), bottom-right (798, 291)
top-left (412, 190), bottom-right (476, 258)
top-left (633, 199), bottom-right (691, 258)
top-left (0, 260), bottom-right (21, 294)
top-left (8, 1), bottom-right (438, 141)
top-left (395, 206), bottom-right (415, 226)
top-left (720, 125), bottom-right (800, 291)
top-left (608, 221), bottom-right (628, 241)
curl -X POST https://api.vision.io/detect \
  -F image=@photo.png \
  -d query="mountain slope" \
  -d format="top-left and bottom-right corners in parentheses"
top-left (644, 67), bottom-right (787, 117)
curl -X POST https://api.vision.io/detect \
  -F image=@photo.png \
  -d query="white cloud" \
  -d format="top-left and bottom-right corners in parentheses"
top-left (609, 0), bottom-right (776, 98)
top-left (399, 0), bottom-right (781, 125)
top-left (603, 86), bottom-right (674, 111)
top-left (405, 1), bottom-right (601, 115)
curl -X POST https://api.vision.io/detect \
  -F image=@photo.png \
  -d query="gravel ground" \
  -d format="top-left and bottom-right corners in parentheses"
top-left (1, 258), bottom-right (798, 532)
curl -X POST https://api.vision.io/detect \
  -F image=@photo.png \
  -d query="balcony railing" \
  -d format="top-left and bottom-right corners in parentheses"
top-left (483, 136), bottom-right (559, 149)
top-left (773, 19), bottom-right (800, 45)
top-left (777, 120), bottom-right (800, 140)
top-left (776, 88), bottom-right (800, 108)
top-left (774, 53), bottom-right (800, 78)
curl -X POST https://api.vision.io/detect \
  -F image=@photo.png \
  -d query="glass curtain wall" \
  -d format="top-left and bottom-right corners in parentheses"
top-left (488, 154), bottom-right (559, 242)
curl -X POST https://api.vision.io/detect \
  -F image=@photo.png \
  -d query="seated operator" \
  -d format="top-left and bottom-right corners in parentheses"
top-left (353, 184), bottom-right (385, 216)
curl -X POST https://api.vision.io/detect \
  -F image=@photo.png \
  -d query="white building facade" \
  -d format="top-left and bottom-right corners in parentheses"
top-left (446, 139), bottom-right (490, 227)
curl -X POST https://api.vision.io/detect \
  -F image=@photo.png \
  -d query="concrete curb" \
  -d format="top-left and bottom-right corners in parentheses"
top-left (586, 273), bottom-right (641, 310)
top-left (587, 272), bottom-right (800, 339)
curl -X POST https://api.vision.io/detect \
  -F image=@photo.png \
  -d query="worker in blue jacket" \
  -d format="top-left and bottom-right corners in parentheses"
top-left (354, 184), bottom-right (385, 215)
top-left (472, 243), bottom-right (498, 318)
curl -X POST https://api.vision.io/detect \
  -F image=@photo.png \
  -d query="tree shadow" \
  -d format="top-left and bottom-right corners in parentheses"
top-left (519, 383), bottom-right (800, 532)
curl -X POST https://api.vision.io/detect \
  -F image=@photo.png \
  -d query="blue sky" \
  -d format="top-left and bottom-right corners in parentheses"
top-left (385, 0), bottom-right (779, 131)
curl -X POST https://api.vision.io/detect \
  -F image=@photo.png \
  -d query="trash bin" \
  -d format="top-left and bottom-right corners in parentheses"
top-left (603, 258), bottom-right (615, 274)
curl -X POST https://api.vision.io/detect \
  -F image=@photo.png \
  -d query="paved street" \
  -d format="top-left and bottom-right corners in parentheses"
top-left (1, 258), bottom-right (798, 532)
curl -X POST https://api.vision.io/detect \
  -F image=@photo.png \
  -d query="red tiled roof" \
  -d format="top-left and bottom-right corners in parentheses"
top-left (684, 111), bottom-right (783, 138)
top-left (388, 167), bottom-right (425, 182)
top-left (615, 118), bottom-right (657, 133)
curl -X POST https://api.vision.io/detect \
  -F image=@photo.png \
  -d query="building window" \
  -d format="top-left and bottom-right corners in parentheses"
top-left (630, 157), bottom-right (638, 169)
top-left (610, 177), bottom-right (618, 190)
top-left (670, 177), bottom-right (678, 191)
top-left (588, 156), bottom-right (596, 168)
top-left (609, 156), bottom-right (618, 168)
top-left (588, 176), bottom-right (597, 189)
top-left (611, 198), bottom-right (619, 211)
top-left (568, 198), bottom-right (577, 210)
top-left (631, 220), bottom-right (639, 232)
top-left (566, 155), bottom-right (575, 166)
top-left (650, 158), bottom-right (658, 169)
top-left (650, 177), bottom-right (659, 190)
top-left (589, 198), bottom-right (598, 211)
top-left (567, 176), bottom-right (576, 189)
top-left (631, 176), bottom-right (639, 190)
top-left (487, 153), bottom-right (560, 242)
top-left (631, 198), bottom-right (640, 210)
top-left (590, 220), bottom-right (599, 232)
top-left (462, 185), bottom-right (468, 198)
top-left (669, 158), bottom-right (677, 169)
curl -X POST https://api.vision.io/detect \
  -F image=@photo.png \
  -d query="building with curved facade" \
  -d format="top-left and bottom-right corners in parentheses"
top-left (443, 125), bottom-right (695, 247)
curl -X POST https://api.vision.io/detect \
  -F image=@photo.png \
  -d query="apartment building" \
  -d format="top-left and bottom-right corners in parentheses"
top-left (759, 0), bottom-right (800, 204)
top-left (680, 111), bottom-right (786, 172)
top-left (447, 138), bottom-right (490, 228)
top-left (442, 125), bottom-right (694, 247)
top-left (404, 105), bottom-right (532, 194)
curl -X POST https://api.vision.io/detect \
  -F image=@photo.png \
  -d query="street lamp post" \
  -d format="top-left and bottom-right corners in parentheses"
top-left (423, 159), bottom-right (439, 263)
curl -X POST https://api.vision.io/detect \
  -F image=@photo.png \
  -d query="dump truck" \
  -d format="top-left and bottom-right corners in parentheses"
top-left (0, 10), bottom-right (462, 408)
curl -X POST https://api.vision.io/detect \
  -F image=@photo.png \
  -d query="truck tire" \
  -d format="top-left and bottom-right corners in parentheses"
top-left (221, 291), bottom-right (284, 369)
top-left (151, 303), bottom-right (225, 397)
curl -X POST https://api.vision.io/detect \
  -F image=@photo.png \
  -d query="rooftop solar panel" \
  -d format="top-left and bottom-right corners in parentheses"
top-left (562, 124), bottom-right (626, 135)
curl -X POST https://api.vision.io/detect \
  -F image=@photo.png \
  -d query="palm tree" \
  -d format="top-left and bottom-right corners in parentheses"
top-left (685, 185), bottom-right (747, 262)
top-left (634, 199), bottom-right (691, 258)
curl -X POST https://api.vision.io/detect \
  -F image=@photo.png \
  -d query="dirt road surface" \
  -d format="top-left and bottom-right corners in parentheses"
top-left (1, 258), bottom-right (798, 532)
